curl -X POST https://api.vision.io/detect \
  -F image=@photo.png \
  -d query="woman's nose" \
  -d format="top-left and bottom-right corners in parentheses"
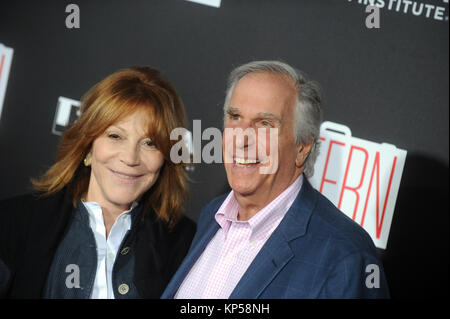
top-left (120, 143), bottom-right (140, 166)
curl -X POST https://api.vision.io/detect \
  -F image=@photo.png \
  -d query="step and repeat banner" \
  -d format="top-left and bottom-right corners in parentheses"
top-left (0, 0), bottom-right (448, 298)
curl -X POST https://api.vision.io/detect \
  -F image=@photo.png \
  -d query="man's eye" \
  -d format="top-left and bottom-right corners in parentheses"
top-left (229, 114), bottom-right (240, 120)
top-left (255, 120), bottom-right (272, 128)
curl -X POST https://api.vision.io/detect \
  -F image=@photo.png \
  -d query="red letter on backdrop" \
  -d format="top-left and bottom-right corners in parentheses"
top-left (338, 145), bottom-right (369, 220)
top-left (360, 152), bottom-right (398, 238)
top-left (320, 140), bottom-right (346, 193)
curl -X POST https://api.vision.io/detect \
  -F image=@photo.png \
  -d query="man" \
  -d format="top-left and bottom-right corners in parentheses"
top-left (162, 60), bottom-right (389, 298)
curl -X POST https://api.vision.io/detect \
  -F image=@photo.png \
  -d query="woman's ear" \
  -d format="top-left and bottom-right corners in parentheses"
top-left (295, 141), bottom-right (314, 169)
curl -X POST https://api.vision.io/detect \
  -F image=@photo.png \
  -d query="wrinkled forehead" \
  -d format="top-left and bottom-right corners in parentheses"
top-left (229, 72), bottom-right (298, 119)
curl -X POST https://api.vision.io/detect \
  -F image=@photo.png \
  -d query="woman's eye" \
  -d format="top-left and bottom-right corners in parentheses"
top-left (144, 140), bottom-right (157, 148)
top-left (108, 133), bottom-right (121, 139)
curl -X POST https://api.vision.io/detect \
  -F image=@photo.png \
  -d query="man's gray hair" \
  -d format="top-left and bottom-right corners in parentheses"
top-left (223, 60), bottom-right (323, 178)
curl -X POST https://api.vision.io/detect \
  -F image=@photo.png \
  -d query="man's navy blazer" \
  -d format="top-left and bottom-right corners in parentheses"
top-left (162, 177), bottom-right (390, 298)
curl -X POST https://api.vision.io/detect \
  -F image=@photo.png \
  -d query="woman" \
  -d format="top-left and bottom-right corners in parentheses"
top-left (0, 66), bottom-right (196, 298)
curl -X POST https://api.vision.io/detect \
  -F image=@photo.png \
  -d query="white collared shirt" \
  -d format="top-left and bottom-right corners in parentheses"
top-left (82, 201), bottom-right (137, 299)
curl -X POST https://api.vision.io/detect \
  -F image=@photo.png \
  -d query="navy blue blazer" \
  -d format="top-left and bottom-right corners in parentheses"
top-left (162, 177), bottom-right (390, 298)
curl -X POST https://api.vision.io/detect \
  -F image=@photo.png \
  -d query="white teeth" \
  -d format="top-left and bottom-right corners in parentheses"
top-left (234, 158), bottom-right (258, 164)
top-left (114, 172), bottom-right (136, 179)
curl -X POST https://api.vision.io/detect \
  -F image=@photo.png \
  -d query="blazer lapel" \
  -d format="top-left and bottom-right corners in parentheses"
top-left (229, 178), bottom-right (318, 298)
top-left (229, 230), bottom-right (294, 298)
top-left (162, 213), bottom-right (220, 298)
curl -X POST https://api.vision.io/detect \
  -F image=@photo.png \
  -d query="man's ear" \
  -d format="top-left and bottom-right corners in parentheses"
top-left (295, 140), bottom-right (314, 169)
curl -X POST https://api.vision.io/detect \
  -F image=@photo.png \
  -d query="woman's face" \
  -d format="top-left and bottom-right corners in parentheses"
top-left (86, 108), bottom-right (164, 211)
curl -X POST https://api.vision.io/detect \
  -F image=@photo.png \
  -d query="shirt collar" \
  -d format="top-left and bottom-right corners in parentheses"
top-left (81, 201), bottom-right (138, 227)
top-left (82, 200), bottom-right (138, 213)
top-left (215, 174), bottom-right (304, 237)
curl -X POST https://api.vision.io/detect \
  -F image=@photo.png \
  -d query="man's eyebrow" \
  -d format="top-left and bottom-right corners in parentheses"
top-left (256, 112), bottom-right (281, 121)
top-left (226, 106), bottom-right (239, 114)
top-left (226, 107), bottom-right (282, 123)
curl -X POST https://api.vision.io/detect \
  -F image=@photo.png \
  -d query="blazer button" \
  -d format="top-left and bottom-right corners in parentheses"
top-left (118, 283), bottom-right (129, 295)
top-left (120, 247), bottom-right (131, 255)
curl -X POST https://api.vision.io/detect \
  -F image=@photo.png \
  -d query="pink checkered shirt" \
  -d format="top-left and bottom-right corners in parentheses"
top-left (175, 175), bottom-right (304, 299)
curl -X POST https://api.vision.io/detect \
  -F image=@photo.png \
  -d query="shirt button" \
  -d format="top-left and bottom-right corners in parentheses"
top-left (120, 247), bottom-right (131, 255)
top-left (108, 252), bottom-right (115, 259)
top-left (118, 283), bottom-right (129, 295)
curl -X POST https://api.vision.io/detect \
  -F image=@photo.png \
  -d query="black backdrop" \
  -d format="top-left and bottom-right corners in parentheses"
top-left (0, 0), bottom-right (448, 299)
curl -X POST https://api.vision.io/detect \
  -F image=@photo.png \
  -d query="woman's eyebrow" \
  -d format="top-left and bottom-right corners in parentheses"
top-left (110, 124), bottom-right (153, 140)
top-left (109, 125), bottom-right (126, 132)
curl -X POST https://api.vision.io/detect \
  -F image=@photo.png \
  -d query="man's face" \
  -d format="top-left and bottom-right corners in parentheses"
top-left (223, 72), bottom-right (307, 204)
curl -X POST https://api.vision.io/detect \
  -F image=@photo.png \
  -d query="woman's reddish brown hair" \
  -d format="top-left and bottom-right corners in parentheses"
top-left (32, 66), bottom-right (188, 226)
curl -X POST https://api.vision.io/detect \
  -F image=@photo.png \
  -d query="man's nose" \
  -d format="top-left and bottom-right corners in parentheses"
top-left (235, 122), bottom-right (256, 149)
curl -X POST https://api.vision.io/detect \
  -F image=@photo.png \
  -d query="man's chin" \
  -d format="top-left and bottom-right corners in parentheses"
top-left (230, 183), bottom-right (257, 198)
